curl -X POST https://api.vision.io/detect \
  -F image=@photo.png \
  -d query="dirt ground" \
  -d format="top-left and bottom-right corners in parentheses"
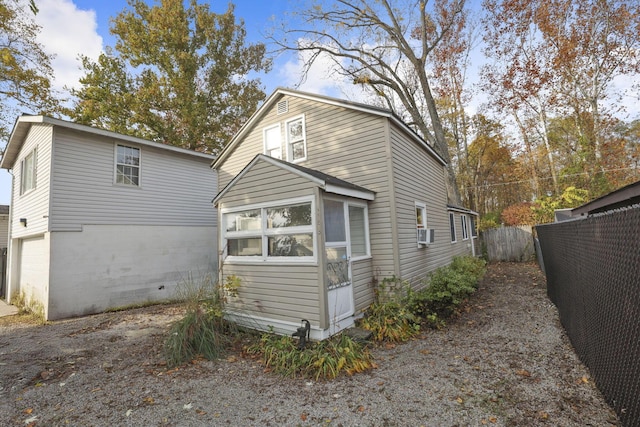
top-left (0, 262), bottom-right (619, 426)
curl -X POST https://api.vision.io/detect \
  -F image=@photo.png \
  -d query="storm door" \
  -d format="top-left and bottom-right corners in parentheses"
top-left (324, 199), bottom-right (355, 326)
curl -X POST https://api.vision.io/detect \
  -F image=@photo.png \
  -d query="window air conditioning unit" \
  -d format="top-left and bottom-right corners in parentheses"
top-left (417, 228), bottom-right (435, 245)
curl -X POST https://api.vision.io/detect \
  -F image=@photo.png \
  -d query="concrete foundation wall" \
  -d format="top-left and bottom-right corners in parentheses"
top-left (47, 224), bottom-right (217, 320)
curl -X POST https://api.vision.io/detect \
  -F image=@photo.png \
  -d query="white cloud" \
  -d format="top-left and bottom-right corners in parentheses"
top-left (611, 74), bottom-right (640, 120)
top-left (31, 0), bottom-right (103, 92)
top-left (277, 40), bottom-right (369, 103)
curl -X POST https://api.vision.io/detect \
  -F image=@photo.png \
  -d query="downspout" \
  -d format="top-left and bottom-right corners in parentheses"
top-left (5, 169), bottom-right (14, 302)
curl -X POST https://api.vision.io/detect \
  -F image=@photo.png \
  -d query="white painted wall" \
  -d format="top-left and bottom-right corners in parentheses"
top-left (16, 234), bottom-right (51, 317)
top-left (47, 224), bottom-right (217, 320)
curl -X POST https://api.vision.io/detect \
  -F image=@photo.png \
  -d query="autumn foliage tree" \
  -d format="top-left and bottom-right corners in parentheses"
top-left (500, 202), bottom-right (536, 226)
top-left (70, 0), bottom-right (271, 154)
top-left (482, 0), bottom-right (640, 200)
top-left (0, 0), bottom-right (61, 139)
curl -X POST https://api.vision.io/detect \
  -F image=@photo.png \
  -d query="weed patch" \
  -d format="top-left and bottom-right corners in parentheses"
top-left (247, 333), bottom-right (375, 380)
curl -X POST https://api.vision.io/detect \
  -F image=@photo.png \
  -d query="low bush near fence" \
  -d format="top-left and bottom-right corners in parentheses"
top-left (417, 256), bottom-right (487, 317)
top-left (360, 256), bottom-right (487, 339)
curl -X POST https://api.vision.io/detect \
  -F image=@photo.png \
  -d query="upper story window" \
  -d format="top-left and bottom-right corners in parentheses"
top-left (461, 215), bottom-right (469, 240)
top-left (263, 124), bottom-right (282, 159)
top-left (449, 212), bottom-right (457, 242)
top-left (116, 144), bottom-right (140, 186)
top-left (286, 115), bottom-right (306, 162)
top-left (20, 148), bottom-right (37, 195)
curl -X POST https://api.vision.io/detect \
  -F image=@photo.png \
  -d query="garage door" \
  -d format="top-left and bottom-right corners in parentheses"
top-left (19, 236), bottom-right (48, 305)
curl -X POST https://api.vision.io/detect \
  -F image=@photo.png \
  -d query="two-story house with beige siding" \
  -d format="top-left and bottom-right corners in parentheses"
top-left (0, 115), bottom-right (218, 320)
top-left (213, 88), bottom-right (478, 340)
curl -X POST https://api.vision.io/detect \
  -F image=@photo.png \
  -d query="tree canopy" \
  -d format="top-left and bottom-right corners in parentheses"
top-left (70, 0), bottom-right (271, 154)
top-left (0, 0), bottom-right (60, 141)
top-left (270, 0), bottom-right (467, 204)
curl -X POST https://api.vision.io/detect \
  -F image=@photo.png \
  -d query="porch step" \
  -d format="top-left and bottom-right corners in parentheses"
top-left (344, 327), bottom-right (373, 343)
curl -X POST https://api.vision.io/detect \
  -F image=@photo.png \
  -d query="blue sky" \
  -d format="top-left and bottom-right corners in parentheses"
top-left (1, 0), bottom-right (361, 204)
top-left (2, 0), bottom-right (638, 205)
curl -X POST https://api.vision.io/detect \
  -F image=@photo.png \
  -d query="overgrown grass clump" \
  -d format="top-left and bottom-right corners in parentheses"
top-left (357, 300), bottom-right (420, 342)
top-left (11, 291), bottom-right (46, 324)
top-left (247, 333), bottom-right (375, 380)
top-left (163, 272), bottom-right (237, 367)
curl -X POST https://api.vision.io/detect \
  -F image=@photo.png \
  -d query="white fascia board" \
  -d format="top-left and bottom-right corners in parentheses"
top-left (324, 183), bottom-right (375, 201)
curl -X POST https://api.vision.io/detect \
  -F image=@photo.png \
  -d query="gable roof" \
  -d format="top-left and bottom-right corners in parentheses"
top-left (211, 87), bottom-right (447, 169)
top-left (213, 154), bottom-right (375, 205)
top-left (0, 115), bottom-right (215, 169)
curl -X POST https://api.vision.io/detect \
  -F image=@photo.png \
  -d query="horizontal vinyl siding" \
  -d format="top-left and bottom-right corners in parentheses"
top-left (217, 94), bottom-right (395, 279)
top-left (50, 128), bottom-right (217, 230)
top-left (218, 159), bottom-right (317, 208)
top-left (11, 124), bottom-right (52, 238)
top-left (352, 257), bottom-right (374, 312)
top-left (390, 125), bottom-right (453, 286)
top-left (221, 263), bottom-right (321, 325)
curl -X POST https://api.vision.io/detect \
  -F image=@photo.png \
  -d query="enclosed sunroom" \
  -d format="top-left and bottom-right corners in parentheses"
top-left (213, 154), bottom-right (375, 340)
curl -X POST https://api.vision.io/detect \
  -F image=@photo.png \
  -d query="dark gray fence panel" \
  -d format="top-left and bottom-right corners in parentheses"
top-left (537, 205), bottom-right (640, 427)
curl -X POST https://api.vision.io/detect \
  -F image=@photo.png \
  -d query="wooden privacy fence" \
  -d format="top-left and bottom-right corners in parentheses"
top-left (480, 225), bottom-right (535, 262)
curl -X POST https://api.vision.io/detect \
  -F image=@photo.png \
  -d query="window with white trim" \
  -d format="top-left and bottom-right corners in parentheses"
top-left (223, 200), bottom-right (314, 260)
top-left (461, 215), bottom-right (469, 240)
top-left (415, 202), bottom-right (428, 245)
top-left (285, 115), bottom-right (306, 162)
top-left (115, 144), bottom-right (140, 186)
top-left (449, 212), bottom-right (457, 242)
top-left (470, 216), bottom-right (478, 237)
top-left (20, 148), bottom-right (37, 195)
top-left (348, 205), bottom-right (368, 257)
top-left (263, 124), bottom-right (282, 159)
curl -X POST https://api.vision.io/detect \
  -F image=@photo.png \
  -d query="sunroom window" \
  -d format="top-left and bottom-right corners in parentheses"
top-left (223, 200), bottom-right (314, 260)
top-left (267, 204), bottom-right (313, 257)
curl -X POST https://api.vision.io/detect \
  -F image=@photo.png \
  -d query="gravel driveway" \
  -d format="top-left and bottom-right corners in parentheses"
top-left (0, 262), bottom-right (619, 426)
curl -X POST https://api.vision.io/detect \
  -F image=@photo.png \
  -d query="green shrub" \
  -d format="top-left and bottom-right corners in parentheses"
top-left (357, 300), bottom-right (420, 342)
top-left (449, 256), bottom-right (487, 286)
top-left (405, 256), bottom-right (487, 319)
top-left (247, 333), bottom-right (375, 380)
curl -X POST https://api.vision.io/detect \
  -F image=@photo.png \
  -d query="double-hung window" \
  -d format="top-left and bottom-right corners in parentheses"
top-left (285, 115), bottom-right (306, 162)
top-left (263, 124), bottom-right (282, 159)
top-left (461, 215), bottom-right (469, 240)
top-left (20, 148), bottom-right (37, 195)
top-left (223, 199), bottom-right (314, 261)
top-left (116, 144), bottom-right (140, 186)
top-left (449, 212), bottom-right (457, 242)
top-left (415, 202), bottom-right (428, 245)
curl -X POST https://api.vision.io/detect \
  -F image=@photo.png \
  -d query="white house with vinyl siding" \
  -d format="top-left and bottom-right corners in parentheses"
top-left (0, 115), bottom-right (218, 320)
top-left (213, 88), bottom-right (478, 340)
